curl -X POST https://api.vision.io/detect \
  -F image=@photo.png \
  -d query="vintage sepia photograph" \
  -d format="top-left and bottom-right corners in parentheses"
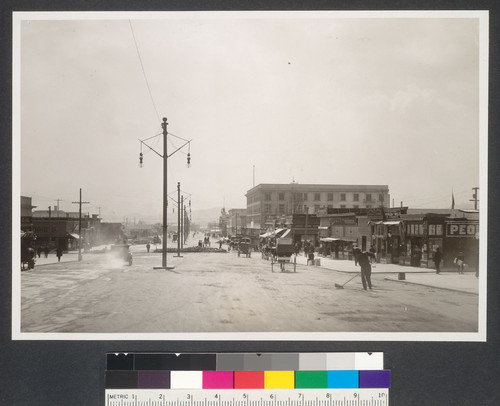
top-left (12, 10), bottom-right (488, 340)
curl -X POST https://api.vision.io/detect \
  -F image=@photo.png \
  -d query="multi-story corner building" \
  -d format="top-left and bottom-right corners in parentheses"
top-left (245, 183), bottom-right (390, 232)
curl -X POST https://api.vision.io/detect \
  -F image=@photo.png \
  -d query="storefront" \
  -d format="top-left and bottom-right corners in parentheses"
top-left (402, 213), bottom-right (448, 268)
top-left (443, 219), bottom-right (479, 270)
top-left (317, 213), bottom-right (359, 260)
top-left (370, 220), bottom-right (403, 264)
top-left (284, 214), bottom-right (320, 248)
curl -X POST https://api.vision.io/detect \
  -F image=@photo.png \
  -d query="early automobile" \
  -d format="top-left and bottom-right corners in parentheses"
top-left (110, 244), bottom-right (133, 265)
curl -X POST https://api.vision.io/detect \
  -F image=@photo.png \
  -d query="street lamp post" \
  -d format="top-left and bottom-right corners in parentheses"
top-left (161, 118), bottom-right (169, 268)
top-left (139, 117), bottom-right (192, 270)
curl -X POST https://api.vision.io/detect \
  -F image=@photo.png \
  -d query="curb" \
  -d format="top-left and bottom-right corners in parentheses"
top-left (383, 277), bottom-right (479, 296)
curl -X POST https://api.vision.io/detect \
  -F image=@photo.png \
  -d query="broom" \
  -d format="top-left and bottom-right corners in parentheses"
top-left (334, 273), bottom-right (360, 289)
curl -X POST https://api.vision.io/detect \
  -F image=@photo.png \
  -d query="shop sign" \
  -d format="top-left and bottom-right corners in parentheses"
top-left (446, 223), bottom-right (479, 237)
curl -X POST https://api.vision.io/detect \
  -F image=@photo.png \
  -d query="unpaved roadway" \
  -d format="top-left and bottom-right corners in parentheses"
top-left (20, 249), bottom-right (478, 333)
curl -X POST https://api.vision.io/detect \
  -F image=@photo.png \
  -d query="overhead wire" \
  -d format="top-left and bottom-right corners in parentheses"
top-left (129, 20), bottom-right (161, 124)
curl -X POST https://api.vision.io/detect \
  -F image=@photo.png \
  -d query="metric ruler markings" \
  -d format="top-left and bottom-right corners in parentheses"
top-left (105, 390), bottom-right (388, 406)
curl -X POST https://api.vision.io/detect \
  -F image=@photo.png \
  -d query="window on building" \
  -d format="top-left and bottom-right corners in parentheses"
top-left (327, 204), bottom-right (333, 209)
top-left (278, 204), bottom-right (285, 214)
top-left (314, 193), bottom-right (321, 201)
top-left (327, 192), bottom-right (333, 201)
top-left (354, 193), bottom-right (359, 201)
top-left (340, 204), bottom-right (346, 208)
top-left (379, 194), bottom-right (384, 202)
top-left (314, 204), bottom-right (320, 213)
top-left (264, 204), bottom-right (272, 214)
top-left (294, 192), bottom-right (302, 201)
top-left (340, 193), bottom-right (346, 201)
top-left (303, 193), bottom-right (308, 201)
top-left (353, 205), bottom-right (359, 209)
top-left (366, 193), bottom-right (372, 202)
top-left (264, 193), bottom-right (271, 201)
top-left (278, 192), bottom-right (285, 201)
top-left (366, 205), bottom-right (372, 208)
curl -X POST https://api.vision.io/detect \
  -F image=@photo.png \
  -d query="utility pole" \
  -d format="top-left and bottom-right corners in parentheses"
top-left (304, 204), bottom-right (309, 257)
top-left (55, 199), bottom-right (62, 217)
top-left (139, 117), bottom-right (192, 269)
top-left (470, 187), bottom-right (479, 210)
top-left (48, 206), bottom-right (52, 248)
top-left (72, 188), bottom-right (90, 261)
top-left (162, 118), bottom-right (169, 266)
top-left (175, 182), bottom-right (182, 258)
top-left (181, 195), bottom-right (184, 249)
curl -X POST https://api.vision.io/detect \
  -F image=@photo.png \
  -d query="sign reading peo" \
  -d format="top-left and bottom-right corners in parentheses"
top-left (446, 222), bottom-right (479, 237)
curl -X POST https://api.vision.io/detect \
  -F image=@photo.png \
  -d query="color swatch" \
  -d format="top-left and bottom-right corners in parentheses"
top-left (105, 353), bottom-right (390, 389)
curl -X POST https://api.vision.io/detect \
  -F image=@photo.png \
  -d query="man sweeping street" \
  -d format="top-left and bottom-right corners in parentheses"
top-left (357, 250), bottom-right (376, 290)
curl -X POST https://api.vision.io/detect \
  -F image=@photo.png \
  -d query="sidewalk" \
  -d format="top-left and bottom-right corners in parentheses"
top-left (294, 253), bottom-right (479, 295)
top-left (31, 251), bottom-right (80, 266)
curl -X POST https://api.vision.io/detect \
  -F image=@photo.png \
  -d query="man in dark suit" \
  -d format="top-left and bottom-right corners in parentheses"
top-left (357, 251), bottom-right (376, 290)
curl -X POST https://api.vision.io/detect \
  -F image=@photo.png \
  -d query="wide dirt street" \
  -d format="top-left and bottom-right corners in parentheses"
top-left (20, 247), bottom-right (478, 334)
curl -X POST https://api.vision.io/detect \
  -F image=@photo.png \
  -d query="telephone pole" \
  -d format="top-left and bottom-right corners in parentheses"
top-left (181, 195), bottom-right (184, 249)
top-left (72, 188), bottom-right (90, 261)
top-left (175, 182), bottom-right (182, 258)
top-left (470, 187), bottom-right (479, 210)
top-left (55, 198), bottom-right (62, 217)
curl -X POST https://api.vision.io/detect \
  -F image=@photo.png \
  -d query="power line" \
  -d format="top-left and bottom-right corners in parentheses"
top-left (129, 20), bottom-right (161, 123)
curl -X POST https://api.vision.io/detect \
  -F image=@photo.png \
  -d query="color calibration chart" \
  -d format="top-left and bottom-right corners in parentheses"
top-left (106, 353), bottom-right (390, 406)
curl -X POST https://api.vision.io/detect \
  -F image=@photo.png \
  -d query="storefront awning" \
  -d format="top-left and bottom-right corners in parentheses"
top-left (259, 228), bottom-right (285, 238)
top-left (280, 229), bottom-right (291, 238)
top-left (369, 220), bottom-right (402, 225)
top-left (340, 237), bottom-right (358, 242)
top-left (320, 237), bottom-right (339, 242)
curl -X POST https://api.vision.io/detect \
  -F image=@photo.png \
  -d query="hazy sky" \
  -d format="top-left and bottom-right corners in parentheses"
top-left (16, 11), bottom-right (486, 222)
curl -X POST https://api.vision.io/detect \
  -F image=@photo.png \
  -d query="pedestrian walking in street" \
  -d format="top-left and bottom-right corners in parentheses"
top-left (146, 243), bottom-right (150, 253)
top-left (56, 247), bottom-right (63, 262)
top-left (369, 245), bottom-right (376, 262)
top-left (455, 252), bottom-right (465, 274)
top-left (36, 246), bottom-right (42, 258)
top-left (433, 247), bottom-right (443, 274)
top-left (43, 246), bottom-right (49, 258)
top-left (353, 245), bottom-right (361, 266)
top-left (357, 251), bottom-right (376, 290)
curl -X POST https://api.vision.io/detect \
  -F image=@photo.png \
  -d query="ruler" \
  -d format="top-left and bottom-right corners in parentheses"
top-left (105, 389), bottom-right (389, 406)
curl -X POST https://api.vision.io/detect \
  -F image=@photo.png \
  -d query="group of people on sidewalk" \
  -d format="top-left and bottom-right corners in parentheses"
top-left (433, 248), bottom-right (477, 277)
top-left (352, 245), bottom-right (477, 291)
